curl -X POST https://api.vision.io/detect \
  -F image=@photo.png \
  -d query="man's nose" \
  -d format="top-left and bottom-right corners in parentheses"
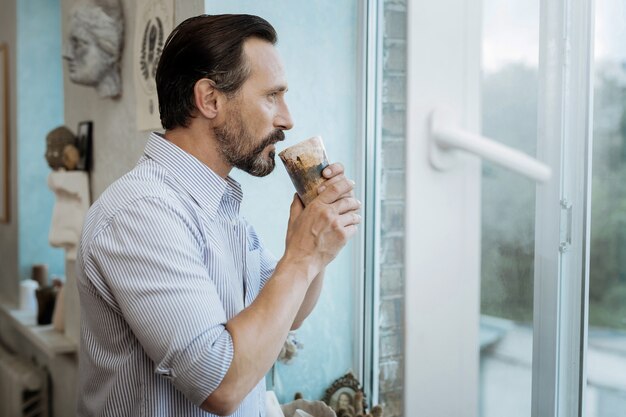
top-left (275, 102), bottom-right (294, 131)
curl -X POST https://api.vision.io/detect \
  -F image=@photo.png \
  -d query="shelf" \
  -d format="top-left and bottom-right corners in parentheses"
top-left (0, 299), bottom-right (76, 358)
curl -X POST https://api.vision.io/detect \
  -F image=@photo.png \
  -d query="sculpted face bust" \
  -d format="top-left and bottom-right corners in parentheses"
top-left (63, 1), bottom-right (124, 98)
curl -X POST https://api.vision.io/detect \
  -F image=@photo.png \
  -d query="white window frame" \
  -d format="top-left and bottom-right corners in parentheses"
top-left (533, 0), bottom-right (594, 416)
top-left (355, 0), bottom-right (383, 406)
top-left (403, 0), bottom-right (595, 416)
top-left (405, 0), bottom-right (482, 415)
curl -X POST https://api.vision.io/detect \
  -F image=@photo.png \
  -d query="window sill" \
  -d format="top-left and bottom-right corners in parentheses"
top-left (0, 298), bottom-right (76, 358)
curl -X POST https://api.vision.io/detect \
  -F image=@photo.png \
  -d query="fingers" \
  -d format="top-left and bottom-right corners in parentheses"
top-left (333, 197), bottom-right (361, 215)
top-left (322, 162), bottom-right (344, 179)
top-left (319, 174), bottom-right (353, 195)
top-left (319, 162), bottom-right (354, 202)
top-left (342, 224), bottom-right (359, 239)
top-left (338, 211), bottom-right (362, 227)
top-left (317, 177), bottom-right (355, 204)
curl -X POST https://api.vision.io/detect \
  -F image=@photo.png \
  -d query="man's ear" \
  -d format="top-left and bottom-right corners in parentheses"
top-left (193, 78), bottom-right (221, 119)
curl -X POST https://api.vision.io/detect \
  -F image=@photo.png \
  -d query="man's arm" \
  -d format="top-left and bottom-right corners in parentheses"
top-left (201, 175), bottom-right (360, 416)
top-left (292, 269), bottom-right (325, 330)
top-left (202, 259), bottom-right (312, 415)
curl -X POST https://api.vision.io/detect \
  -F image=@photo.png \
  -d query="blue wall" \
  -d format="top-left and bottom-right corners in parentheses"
top-left (205, 0), bottom-right (360, 403)
top-left (17, 0), bottom-right (65, 281)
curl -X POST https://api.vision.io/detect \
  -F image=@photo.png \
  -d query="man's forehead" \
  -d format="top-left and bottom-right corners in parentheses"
top-left (243, 38), bottom-right (288, 89)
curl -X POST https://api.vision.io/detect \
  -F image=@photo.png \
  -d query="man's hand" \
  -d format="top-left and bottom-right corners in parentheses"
top-left (283, 162), bottom-right (361, 282)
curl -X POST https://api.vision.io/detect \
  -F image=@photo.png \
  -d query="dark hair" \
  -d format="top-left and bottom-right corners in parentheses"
top-left (156, 14), bottom-right (277, 130)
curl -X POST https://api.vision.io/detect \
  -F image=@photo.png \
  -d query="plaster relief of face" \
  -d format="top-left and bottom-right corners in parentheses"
top-left (66, 25), bottom-right (112, 86)
top-left (63, 1), bottom-right (124, 98)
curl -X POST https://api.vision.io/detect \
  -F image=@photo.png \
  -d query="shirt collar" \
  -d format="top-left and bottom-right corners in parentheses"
top-left (144, 132), bottom-right (243, 218)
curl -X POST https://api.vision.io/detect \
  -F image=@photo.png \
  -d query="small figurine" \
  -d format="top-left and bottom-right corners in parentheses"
top-left (45, 124), bottom-right (92, 171)
top-left (45, 126), bottom-right (78, 170)
top-left (278, 331), bottom-right (304, 364)
top-left (48, 171), bottom-right (91, 260)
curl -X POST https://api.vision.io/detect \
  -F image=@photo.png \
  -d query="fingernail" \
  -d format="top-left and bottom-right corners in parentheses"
top-left (318, 185), bottom-right (326, 193)
top-left (323, 168), bottom-right (332, 177)
top-left (350, 180), bottom-right (356, 185)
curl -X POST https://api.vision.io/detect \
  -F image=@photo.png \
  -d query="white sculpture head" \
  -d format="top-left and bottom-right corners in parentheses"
top-left (63, 0), bottom-right (124, 98)
top-left (48, 171), bottom-right (91, 260)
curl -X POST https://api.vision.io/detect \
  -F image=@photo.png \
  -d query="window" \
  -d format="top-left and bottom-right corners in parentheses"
top-left (403, 0), bottom-right (597, 416)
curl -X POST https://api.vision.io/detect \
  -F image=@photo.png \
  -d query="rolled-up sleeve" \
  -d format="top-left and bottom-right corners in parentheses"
top-left (88, 196), bottom-right (232, 406)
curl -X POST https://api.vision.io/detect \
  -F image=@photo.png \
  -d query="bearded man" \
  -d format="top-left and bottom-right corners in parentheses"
top-left (75, 14), bottom-right (361, 417)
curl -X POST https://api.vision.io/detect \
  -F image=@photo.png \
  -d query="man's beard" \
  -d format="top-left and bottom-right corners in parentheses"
top-left (214, 113), bottom-right (285, 177)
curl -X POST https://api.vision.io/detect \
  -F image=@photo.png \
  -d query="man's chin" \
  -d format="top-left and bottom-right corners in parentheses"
top-left (253, 164), bottom-right (276, 177)
top-left (246, 170), bottom-right (274, 177)
top-left (244, 158), bottom-right (275, 177)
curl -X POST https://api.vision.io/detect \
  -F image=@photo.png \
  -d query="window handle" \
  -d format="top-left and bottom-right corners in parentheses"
top-left (428, 110), bottom-right (552, 183)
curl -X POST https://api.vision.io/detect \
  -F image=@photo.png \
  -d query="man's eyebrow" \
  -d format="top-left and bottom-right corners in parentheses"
top-left (266, 85), bottom-right (289, 93)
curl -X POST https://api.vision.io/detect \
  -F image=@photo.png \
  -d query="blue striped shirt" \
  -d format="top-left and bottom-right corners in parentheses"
top-left (76, 132), bottom-right (277, 417)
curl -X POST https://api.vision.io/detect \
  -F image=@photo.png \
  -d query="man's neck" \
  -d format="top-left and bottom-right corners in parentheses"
top-left (164, 126), bottom-right (232, 178)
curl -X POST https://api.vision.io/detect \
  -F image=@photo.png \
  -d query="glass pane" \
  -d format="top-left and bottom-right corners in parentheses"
top-left (479, 1), bottom-right (540, 416)
top-left (587, 1), bottom-right (626, 416)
